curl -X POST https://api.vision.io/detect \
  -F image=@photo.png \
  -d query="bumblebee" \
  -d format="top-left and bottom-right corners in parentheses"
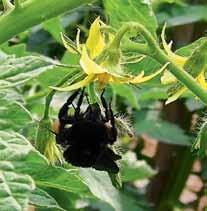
top-left (56, 89), bottom-right (121, 173)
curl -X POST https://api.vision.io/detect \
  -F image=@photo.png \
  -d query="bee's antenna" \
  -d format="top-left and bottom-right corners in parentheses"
top-left (72, 103), bottom-right (76, 110)
top-left (86, 93), bottom-right (90, 105)
top-left (41, 125), bottom-right (58, 136)
top-left (48, 128), bottom-right (58, 136)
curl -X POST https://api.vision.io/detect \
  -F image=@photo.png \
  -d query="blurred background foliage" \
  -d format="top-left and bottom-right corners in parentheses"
top-left (0, 0), bottom-right (207, 210)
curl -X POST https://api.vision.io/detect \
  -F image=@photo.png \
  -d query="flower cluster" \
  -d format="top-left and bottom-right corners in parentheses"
top-left (51, 17), bottom-right (163, 92)
top-left (161, 25), bottom-right (207, 104)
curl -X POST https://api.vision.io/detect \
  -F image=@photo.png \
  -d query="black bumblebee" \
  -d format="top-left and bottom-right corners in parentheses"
top-left (55, 89), bottom-right (121, 173)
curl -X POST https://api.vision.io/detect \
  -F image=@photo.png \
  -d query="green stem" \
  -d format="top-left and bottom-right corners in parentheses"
top-left (122, 40), bottom-right (149, 55)
top-left (43, 71), bottom-right (80, 119)
top-left (87, 82), bottom-right (98, 104)
top-left (110, 24), bottom-right (149, 55)
top-left (117, 22), bottom-right (207, 104)
top-left (0, 0), bottom-right (93, 44)
top-left (26, 91), bottom-right (48, 102)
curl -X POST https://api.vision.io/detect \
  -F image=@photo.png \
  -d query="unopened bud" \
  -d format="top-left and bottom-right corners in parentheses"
top-left (35, 118), bottom-right (63, 165)
top-left (192, 121), bottom-right (207, 158)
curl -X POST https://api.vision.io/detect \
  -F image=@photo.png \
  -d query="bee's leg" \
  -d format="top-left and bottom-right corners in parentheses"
top-left (93, 147), bottom-right (120, 174)
top-left (100, 89), bottom-right (109, 121)
top-left (108, 100), bottom-right (117, 144)
top-left (74, 88), bottom-right (85, 119)
top-left (58, 89), bottom-right (80, 124)
top-left (101, 90), bottom-right (117, 144)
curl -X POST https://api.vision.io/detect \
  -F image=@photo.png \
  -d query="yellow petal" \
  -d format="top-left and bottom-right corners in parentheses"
top-left (86, 17), bottom-right (105, 59)
top-left (128, 71), bottom-right (145, 83)
top-left (197, 71), bottom-right (207, 89)
top-left (161, 24), bottom-right (187, 67)
top-left (161, 70), bottom-right (177, 84)
top-left (50, 75), bottom-right (95, 91)
top-left (165, 87), bottom-right (186, 104)
top-left (80, 46), bottom-right (107, 75)
top-left (60, 32), bottom-right (79, 54)
top-left (130, 63), bottom-right (169, 84)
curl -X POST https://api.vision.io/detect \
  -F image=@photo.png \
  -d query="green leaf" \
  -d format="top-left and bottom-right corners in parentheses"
top-left (137, 84), bottom-right (168, 102)
top-left (0, 171), bottom-right (34, 211)
top-left (61, 51), bottom-right (80, 65)
top-left (0, 89), bottom-right (32, 131)
top-left (30, 188), bottom-right (65, 211)
top-left (43, 17), bottom-right (65, 43)
top-left (121, 152), bottom-right (156, 182)
top-left (158, 5), bottom-right (207, 27)
top-left (0, 50), bottom-right (9, 62)
top-left (36, 66), bottom-right (74, 88)
top-left (111, 84), bottom-right (139, 109)
top-left (1, 129), bottom-right (93, 199)
top-left (0, 131), bottom-right (35, 211)
top-left (1, 43), bottom-right (27, 57)
top-left (41, 187), bottom-right (87, 211)
top-left (80, 169), bottom-right (143, 211)
top-left (134, 116), bottom-right (192, 146)
top-left (127, 56), bottom-right (161, 77)
top-left (103, 0), bottom-right (158, 36)
top-left (0, 54), bottom-right (56, 88)
top-left (37, 51), bottom-right (80, 88)
top-left (0, 130), bottom-right (93, 209)
top-left (176, 37), bottom-right (207, 57)
top-left (15, 151), bottom-right (92, 197)
top-left (152, 0), bottom-right (185, 11)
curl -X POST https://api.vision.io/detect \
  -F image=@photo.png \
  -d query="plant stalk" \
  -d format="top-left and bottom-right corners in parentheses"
top-left (116, 22), bottom-right (207, 104)
top-left (43, 71), bottom-right (79, 119)
top-left (0, 0), bottom-right (93, 44)
top-left (87, 82), bottom-right (98, 104)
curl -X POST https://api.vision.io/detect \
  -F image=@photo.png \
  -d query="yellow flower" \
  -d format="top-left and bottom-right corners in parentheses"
top-left (161, 25), bottom-right (207, 104)
top-left (51, 17), bottom-right (164, 92)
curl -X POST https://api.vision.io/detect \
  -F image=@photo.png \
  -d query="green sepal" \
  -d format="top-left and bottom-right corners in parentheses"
top-left (35, 117), bottom-right (63, 165)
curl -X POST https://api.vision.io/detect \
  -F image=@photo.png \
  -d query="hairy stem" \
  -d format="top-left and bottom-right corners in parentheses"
top-left (117, 22), bottom-right (207, 104)
top-left (87, 82), bottom-right (99, 104)
top-left (0, 0), bottom-right (93, 44)
top-left (43, 71), bottom-right (80, 119)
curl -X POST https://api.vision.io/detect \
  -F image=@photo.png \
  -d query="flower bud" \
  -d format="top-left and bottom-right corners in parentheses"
top-left (192, 121), bottom-right (207, 158)
top-left (35, 118), bottom-right (63, 164)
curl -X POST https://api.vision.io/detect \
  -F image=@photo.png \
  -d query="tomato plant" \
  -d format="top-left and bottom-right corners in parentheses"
top-left (0, 0), bottom-right (207, 210)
